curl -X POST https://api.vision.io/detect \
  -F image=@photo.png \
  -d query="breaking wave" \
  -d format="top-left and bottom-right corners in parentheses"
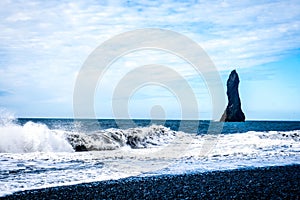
top-left (0, 121), bottom-right (74, 153)
top-left (65, 125), bottom-right (177, 151)
top-left (0, 111), bottom-right (299, 154)
top-left (0, 116), bottom-right (179, 153)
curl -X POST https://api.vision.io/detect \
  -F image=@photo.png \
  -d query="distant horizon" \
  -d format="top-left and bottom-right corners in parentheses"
top-left (15, 116), bottom-right (300, 122)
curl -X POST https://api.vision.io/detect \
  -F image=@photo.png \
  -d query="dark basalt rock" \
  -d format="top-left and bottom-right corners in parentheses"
top-left (220, 70), bottom-right (245, 122)
top-left (74, 145), bottom-right (88, 152)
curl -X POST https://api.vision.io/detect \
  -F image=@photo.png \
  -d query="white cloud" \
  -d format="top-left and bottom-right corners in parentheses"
top-left (0, 0), bottom-right (299, 117)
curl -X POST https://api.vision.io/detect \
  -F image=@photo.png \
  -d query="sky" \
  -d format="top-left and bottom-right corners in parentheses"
top-left (0, 0), bottom-right (299, 120)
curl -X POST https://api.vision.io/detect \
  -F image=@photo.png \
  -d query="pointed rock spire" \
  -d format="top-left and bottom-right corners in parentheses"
top-left (220, 70), bottom-right (245, 122)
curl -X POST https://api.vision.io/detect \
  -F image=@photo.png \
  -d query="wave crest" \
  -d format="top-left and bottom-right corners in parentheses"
top-left (0, 116), bottom-right (178, 153)
top-left (65, 125), bottom-right (177, 151)
top-left (0, 121), bottom-right (74, 153)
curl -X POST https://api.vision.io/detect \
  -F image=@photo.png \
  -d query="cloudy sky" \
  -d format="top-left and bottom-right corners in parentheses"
top-left (0, 0), bottom-right (299, 120)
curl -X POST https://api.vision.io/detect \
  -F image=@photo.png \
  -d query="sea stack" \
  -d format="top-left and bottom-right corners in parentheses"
top-left (220, 70), bottom-right (245, 122)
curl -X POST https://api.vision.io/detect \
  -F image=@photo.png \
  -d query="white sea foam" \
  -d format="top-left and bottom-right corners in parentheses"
top-left (0, 109), bottom-right (74, 153)
top-left (0, 121), bottom-right (74, 153)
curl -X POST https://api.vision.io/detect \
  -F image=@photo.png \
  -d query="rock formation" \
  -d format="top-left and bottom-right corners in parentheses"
top-left (220, 70), bottom-right (245, 122)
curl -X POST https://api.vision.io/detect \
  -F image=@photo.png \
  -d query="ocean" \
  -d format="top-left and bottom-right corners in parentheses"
top-left (0, 117), bottom-right (299, 197)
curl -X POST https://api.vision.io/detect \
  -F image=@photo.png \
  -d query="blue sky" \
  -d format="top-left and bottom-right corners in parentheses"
top-left (0, 0), bottom-right (299, 120)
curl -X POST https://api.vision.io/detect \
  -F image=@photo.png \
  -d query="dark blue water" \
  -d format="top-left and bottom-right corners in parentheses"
top-left (17, 118), bottom-right (300, 134)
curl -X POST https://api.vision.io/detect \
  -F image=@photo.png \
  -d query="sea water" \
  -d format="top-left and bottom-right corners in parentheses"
top-left (0, 117), bottom-right (299, 196)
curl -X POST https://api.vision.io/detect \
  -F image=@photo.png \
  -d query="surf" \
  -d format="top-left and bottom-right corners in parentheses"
top-left (0, 115), bottom-right (181, 153)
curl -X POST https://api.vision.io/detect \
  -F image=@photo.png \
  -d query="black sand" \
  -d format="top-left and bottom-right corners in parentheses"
top-left (2, 165), bottom-right (300, 200)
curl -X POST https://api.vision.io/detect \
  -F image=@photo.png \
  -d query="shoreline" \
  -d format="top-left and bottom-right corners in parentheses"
top-left (2, 164), bottom-right (300, 199)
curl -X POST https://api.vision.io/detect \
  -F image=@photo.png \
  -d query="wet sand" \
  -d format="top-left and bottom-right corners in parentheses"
top-left (2, 165), bottom-right (300, 199)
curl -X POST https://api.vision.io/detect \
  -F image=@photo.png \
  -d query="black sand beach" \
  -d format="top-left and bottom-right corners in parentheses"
top-left (2, 165), bottom-right (300, 200)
